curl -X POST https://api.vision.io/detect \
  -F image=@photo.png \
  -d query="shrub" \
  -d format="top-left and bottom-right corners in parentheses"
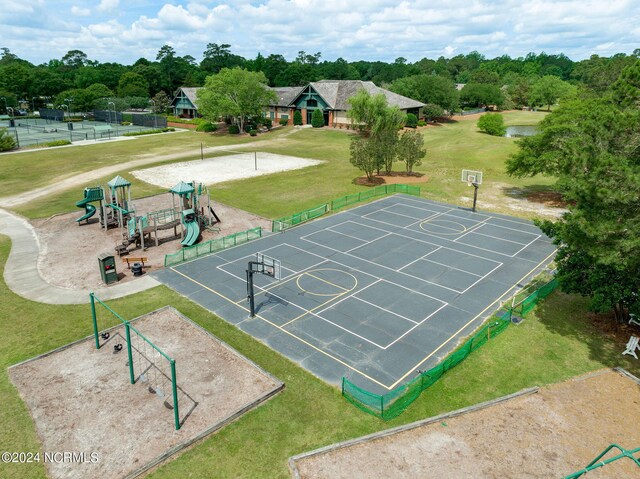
top-left (260, 117), bottom-right (272, 130)
top-left (228, 124), bottom-right (240, 134)
top-left (44, 139), bottom-right (71, 147)
top-left (311, 109), bottom-right (324, 128)
top-left (477, 112), bottom-right (506, 136)
top-left (405, 113), bottom-right (418, 128)
top-left (122, 129), bottom-right (165, 136)
top-left (279, 118), bottom-right (289, 126)
top-left (0, 128), bottom-right (17, 151)
top-left (249, 129), bottom-right (257, 136)
top-left (293, 110), bottom-right (303, 126)
top-left (417, 120), bottom-right (427, 127)
top-left (196, 121), bottom-right (217, 132)
top-left (121, 121), bottom-right (132, 126)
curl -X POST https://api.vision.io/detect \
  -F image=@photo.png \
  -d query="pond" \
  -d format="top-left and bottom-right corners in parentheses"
top-left (505, 125), bottom-right (538, 138)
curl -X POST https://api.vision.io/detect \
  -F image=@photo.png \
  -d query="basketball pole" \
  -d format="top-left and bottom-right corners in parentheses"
top-left (472, 182), bottom-right (479, 212)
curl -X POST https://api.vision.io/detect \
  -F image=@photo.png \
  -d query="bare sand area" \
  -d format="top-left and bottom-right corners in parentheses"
top-left (291, 369), bottom-right (640, 479)
top-left (34, 193), bottom-right (270, 290)
top-left (131, 152), bottom-right (323, 188)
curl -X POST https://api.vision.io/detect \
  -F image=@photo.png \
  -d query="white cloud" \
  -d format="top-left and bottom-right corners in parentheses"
top-left (97, 0), bottom-right (119, 13)
top-left (0, 0), bottom-right (638, 65)
top-left (71, 6), bottom-right (91, 16)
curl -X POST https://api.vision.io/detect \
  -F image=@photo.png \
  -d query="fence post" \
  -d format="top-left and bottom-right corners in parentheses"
top-left (90, 293), bottom-right (100, 350)
top-left (125, 323), bottom-right (135, 385)
top-left (171, 360), bottom-right (180, 430)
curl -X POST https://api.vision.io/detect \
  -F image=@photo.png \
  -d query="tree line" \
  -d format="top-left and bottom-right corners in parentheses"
top-left (507, 60), bottom-right (640, 324)
top-left (1, 45), bottom-right (639, 115)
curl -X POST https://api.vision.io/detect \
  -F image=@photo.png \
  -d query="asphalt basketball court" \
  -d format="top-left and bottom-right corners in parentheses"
top-left (154, 194), bottom-right (556, 395)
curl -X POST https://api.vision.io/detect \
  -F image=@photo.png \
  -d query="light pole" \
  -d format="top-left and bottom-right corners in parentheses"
top-left (1, 97), bottom-right (7, 114)
top-left (60, 104), bottom-right (68, 120)
top-left (65, 98), bottom-right (73, 118)
top-left (149, 99), bottom-right (157, 129)
top-left (107, 101), bottom-right (115, 124)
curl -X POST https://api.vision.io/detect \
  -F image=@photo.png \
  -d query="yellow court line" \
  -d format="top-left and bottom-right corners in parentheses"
top-left (303, 271), bottom-right (352, 292)
top-left (280, 289), bottom-right (351, 327)
top-left (385, 248), bottom-right (557, 390)
top-left (169, 267), bottom-right (390, 389)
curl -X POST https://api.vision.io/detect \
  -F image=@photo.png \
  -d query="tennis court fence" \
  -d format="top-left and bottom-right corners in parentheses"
top-left (342, 278), bottom-right (559, 420)
top-left (164, 227), bottom-right (262, 267)
top-left (272, 184), bottom-right (421, 232)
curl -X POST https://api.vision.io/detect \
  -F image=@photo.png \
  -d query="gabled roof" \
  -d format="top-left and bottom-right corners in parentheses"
top-left (308, 80), bottom-right (425, 110)
top-left (173, 87), bottom-right (201, 109)
top-left (269, 86), bottom-right (304, 107)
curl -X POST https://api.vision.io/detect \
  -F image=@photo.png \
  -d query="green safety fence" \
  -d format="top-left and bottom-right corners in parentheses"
top-left (342, 278), bottom-right (559, 420)
top-left (272, 204), bottom-right (330, 233)
top-left (271, 184), bottom-right (421, 233)
top-left (164, 226), bottom-right (262, 267)
top-left (331, 184), bottom-right (421, 212)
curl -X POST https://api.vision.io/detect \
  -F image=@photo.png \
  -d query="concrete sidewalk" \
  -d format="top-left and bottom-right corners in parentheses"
top-left (0, 208), bottom-right (159, 304)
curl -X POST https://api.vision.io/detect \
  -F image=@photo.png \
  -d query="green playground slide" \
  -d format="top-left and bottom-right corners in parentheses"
top-left (180, 221), bottom-right (200, 246)
top-left (76, 203), bottom-right (97, 222)
top-left (75, 187), bottom-right (103, 223)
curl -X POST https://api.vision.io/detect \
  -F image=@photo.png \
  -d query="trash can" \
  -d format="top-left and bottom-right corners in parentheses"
top-left (98, 253), bottom-right (118, 284)
top-left (68, 122), bottom-right (73, 130)
top-left (131, 262), bottom-right (144, 277)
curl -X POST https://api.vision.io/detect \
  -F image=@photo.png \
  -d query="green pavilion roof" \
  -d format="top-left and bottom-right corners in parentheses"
top-left (170, 181), bottom-right (195, 195)
top-left (107, 175), bottom-right (131, 189)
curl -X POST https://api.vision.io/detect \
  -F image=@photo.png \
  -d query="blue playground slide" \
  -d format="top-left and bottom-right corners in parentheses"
top-left (181, 221), bottom-right (200, 246)
top-left (75, 198), bottom-right (97, 222)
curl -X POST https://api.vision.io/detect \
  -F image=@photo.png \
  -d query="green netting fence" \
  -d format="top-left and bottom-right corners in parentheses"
top-left (272, 184), bottom-right (421, 232)
top-left (164, 226), bottom-right (262, 267)
top-left (342, 278), bottom-right (559, 420)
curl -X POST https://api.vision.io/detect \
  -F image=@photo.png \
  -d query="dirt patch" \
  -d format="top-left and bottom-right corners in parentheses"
top-left (354, 172), bottom-right (429, 187)
top-left (34, 193), bottom-right (271, 290)
top-left (291, 369), bottom-right (640, 478)
top-left (466, 182), bottom-right (567, 219)
top-left (9, 307), bottom-right (283, 479)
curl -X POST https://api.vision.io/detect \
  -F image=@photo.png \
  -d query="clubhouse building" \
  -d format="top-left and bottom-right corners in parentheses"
top-left (171, 80), bottom-right (424, 126)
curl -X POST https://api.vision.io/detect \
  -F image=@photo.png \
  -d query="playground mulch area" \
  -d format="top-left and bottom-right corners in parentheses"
top-left (9, 307), bottom-right (283, 479)
top-left (290, 369), bottom-right (640, 478)
top-left (33, 193), bottom-right (270, 290)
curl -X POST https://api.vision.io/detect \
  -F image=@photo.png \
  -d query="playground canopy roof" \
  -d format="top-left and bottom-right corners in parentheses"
top-left (108, 175), bottom-right (131, 189)
top-left (170, 181), bottom-right (195, 195)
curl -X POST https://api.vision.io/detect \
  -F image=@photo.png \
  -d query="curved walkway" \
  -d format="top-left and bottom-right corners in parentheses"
top-left (0, 208), bottom-right (160, 304)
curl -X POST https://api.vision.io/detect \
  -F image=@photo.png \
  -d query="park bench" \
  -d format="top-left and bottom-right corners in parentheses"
top-left (629, 314), bottom-right (640, 327)
top-left (122, 257), bottom-right (147, 269)
top-left (622, 335), bottom-right (639, 360)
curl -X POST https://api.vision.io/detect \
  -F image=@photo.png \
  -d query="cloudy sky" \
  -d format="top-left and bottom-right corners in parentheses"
top-left (1, 0), bottom-right (639, 65)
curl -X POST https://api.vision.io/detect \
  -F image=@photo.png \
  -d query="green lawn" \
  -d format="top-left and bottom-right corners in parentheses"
top-left (3, 112), bottom-right (638, 478)
top-left (8, 114), bottom-right (554, 221)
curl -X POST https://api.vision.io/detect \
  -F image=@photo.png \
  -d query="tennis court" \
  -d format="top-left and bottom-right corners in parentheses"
top-left (0, 117), bottom-right (159, 147)
top-left (155, 195), bottom-right (556, 394)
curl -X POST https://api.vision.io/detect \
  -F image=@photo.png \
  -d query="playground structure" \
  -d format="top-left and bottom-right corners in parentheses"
top-left (74, 175), bottom-right (134, 230)
top-left (169, 180), bottom-right (219, 247)
top-left (75, 176), bottom-right (220, 256)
